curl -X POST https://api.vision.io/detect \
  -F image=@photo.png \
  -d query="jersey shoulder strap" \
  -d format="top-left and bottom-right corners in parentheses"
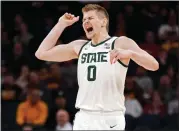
top-left (78, 41), bottom-right (89, 57)
top-left (111, 36), bottom-right (128, 68)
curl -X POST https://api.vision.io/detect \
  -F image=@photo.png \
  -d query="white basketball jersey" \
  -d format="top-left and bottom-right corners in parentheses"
top-left (76, 37), bottom-right (128, 113)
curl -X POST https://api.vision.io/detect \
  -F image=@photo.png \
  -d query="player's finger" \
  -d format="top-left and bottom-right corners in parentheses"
top-left (66, 13), bottom-right (73, 19)
top-left (115, 54), bottom-right (121, 63)
top-left (66, 14), bottom-right (70, 19)
top-left (64, 13), bottom-right (68, 18)
top-left (71, 15), bottom-right (76, 20)
top-left (110, 50), bottom-right (115, 64)
top-left (112, 58), bottom-right (117, 64)
top-left (110, 50), bottom-right (118, 64)
top-left (69, 13), bottom-right (73, 19)
top-left (109, 50), bottom-right (114, 64)
top-left (112, 53), bottom-right (120, 64)
top-left (73, 16), bottom-right (79, 22)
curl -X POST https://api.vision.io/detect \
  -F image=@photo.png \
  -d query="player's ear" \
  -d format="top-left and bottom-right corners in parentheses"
top-left (102, 18), bottom-right (107, 27)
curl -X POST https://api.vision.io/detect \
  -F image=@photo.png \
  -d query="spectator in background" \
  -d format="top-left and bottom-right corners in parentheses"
top-left (18, 71), bottom-right (42, 100)
top-left (14, 14), bottom-right (24, 33)
top-left (8, 42), bottom-right (28, 76)
top-left (46, 63), bottom-right (61, 90)
top-left (46, 63), bottom-right (62, 102)
top-left (161, 31), bottom-right (179, 52)
top-left (156, 48), bottom-right (168, 76)
top-left (38, 67), bottom-right (49, 81)
top-left (61, 60), bottom-right (78, 89)
top-left (13, 22), bottom-right (34, 46)
top-left (16, 65), bottom-right (29, 90)
top-left (1, 73), bottom-right (22, 102)
top-left (134, 67), bottom-right (154, 92)
top-left (168, 86), bottom-right (179, 115)
top-left (125, 90), bottom-right (143, 118)
top-left (141, 3), bottom-right (162, 34)
top-left (144, 91), bottom-right (166, 117)
top-left (140, 31), bottom-right (159, 58)
top-left (28, 71), bottom-right (40, 85)
top-left (27, 71), bottom-right (51, 106)
top-left (55, 91), bottom-right (67, 110)
top-left (56, 109), bottom-right (72, 130)
top-left (16, 88), bottom-right (48, 130)
top-left (125, 76), bottom-right (145, 106)
top-left (166, 66), bottom-right (177, 88)
top-left (46, 90), bottom-right (68, 129)
top-left (158, 10), bottom-right (179, 40)
top-left (158, 75), bottom-right (175, 104)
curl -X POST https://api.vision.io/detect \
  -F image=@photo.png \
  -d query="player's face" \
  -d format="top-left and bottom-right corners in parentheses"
top-left (82, 11), bottom-right (104, 39)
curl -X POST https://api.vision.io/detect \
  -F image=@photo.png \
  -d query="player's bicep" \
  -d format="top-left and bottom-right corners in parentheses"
top-left (41, 44), bottom-right (75, 62)
top-left (36, 40), bottom-right (87, 62)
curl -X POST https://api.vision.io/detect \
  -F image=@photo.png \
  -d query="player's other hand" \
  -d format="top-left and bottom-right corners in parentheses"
top-left (110, 49), bottom-right (132, 64)
top-left (59, 13), bottom-right (79, 27)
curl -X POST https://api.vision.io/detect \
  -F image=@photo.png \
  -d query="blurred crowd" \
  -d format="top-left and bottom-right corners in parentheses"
top-left (1, 1), bottom-right (179, 131)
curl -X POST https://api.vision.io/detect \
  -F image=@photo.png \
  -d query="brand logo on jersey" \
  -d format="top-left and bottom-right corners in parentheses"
top-left (81, 52), bottom-right (108, 64)
top-left (104, 43), bottom-right (110, 49)
top-left (110, 125), bottom-right (117, 128)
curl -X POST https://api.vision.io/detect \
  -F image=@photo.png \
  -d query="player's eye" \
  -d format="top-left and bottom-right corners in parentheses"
top-left (89, 17), bottom-right (94, 20)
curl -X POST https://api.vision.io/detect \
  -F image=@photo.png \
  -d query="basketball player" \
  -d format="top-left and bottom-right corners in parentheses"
top-left (35, 4), bottom-right (159, 130)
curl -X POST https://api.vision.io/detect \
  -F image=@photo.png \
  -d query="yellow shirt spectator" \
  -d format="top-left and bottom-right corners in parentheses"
top-left (16, 88), bottom-right (48, 126)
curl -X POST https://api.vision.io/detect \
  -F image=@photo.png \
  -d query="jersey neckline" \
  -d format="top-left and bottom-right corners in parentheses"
top-left (90, 37), bottom-right (112, 47)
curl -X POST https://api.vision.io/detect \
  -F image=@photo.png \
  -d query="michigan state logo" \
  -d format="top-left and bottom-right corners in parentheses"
top-left (81, 52), bottom-right (108, 63)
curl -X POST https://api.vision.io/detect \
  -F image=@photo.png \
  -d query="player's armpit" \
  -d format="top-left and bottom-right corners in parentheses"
top-left (115, 36), bottom-right (159, 71)
top-left (35, 39), bottom-right (87, 62)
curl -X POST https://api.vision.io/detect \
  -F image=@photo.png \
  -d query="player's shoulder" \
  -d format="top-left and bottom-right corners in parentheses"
top-left (113, 36), bottom-right (133, 48)
top-left (115, 36), bottom-right (131, 42)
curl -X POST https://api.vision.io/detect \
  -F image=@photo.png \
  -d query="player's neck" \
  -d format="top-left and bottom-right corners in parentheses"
top-left (92, 31), bottom-right (110, 45)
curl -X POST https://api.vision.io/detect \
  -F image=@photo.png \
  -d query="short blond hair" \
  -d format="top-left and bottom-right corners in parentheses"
top-left (82, 4), bottom-right (109, 31)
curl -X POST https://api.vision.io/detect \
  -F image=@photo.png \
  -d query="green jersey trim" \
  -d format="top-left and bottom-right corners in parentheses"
top-left (91, 37), bottom-right (112, 47)
top-left (111, 38), bottom-right (128, 68)
top-left (78, 41), bottom-right (89, 57)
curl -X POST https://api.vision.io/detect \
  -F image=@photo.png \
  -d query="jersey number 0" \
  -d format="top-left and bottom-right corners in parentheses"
top-left (87, 65), bottom-right (96, 81)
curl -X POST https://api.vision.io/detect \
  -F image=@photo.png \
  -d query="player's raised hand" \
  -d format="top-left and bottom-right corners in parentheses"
top-left (58, 13), bottom-right (79, 27)
top-left (110, 49), bottom-right (132, 64)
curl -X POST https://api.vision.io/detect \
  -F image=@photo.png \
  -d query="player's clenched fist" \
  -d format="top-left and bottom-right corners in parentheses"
top-left (58, 13), bottom-right (79, 27)
top-left (110, 49), bottom-right (133, 64)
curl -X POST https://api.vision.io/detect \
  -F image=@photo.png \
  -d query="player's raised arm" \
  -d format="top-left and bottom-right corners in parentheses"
top-left (111, 36), bottom-right (159, 71)
top-left (35, 13), bottom-right (87, 62)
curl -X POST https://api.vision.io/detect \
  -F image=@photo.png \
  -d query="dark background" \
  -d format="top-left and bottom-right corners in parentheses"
top-left (1, 1), bottom-right (179, 131)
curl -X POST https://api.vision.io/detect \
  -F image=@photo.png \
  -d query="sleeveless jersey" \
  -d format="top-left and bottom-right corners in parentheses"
top-left (76, 37), bottom-right (128, 113)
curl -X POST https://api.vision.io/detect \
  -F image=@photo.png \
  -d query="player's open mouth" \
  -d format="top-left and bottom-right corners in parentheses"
top-left (86, 27), bottom-right (93, 33)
